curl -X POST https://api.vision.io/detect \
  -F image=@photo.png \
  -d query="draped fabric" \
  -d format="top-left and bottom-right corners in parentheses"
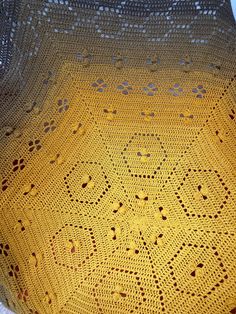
top-left (0, 1), bottom-right (236, 313)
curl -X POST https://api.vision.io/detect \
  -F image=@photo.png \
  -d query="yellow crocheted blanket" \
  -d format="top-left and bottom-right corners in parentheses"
top-left (0, 1), bottom-right (236, 313)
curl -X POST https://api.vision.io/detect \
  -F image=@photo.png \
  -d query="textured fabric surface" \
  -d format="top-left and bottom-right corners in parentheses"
top-left (0, 1), bottom-right (236, 313)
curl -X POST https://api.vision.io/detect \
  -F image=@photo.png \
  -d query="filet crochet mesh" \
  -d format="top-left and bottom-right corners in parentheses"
top-left (0, 1), bottom-right (236, 313)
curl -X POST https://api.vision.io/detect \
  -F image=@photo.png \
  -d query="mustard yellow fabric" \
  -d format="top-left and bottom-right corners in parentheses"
top-left (0, 1), bottom-right (236, 313)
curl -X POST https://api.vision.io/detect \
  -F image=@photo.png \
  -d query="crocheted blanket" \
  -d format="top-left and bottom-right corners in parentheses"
top-left (0, 1), bottom-right (235, 313)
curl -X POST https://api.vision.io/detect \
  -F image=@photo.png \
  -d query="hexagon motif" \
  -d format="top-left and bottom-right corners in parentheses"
top-left (49, 224), bottom-right (97, 271)
top-left (175, 169), bottom-right (231, 218)
top-left (122, 133), bottom-right (167, 178)
top-left (167, 243), bottom-right (228, 298)
top-left (93, 268), bottom-right (150, 313)
top-left (60, 264), bottom-right (163, 313)
top-left (64, 161), bottom-right (111, 204)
